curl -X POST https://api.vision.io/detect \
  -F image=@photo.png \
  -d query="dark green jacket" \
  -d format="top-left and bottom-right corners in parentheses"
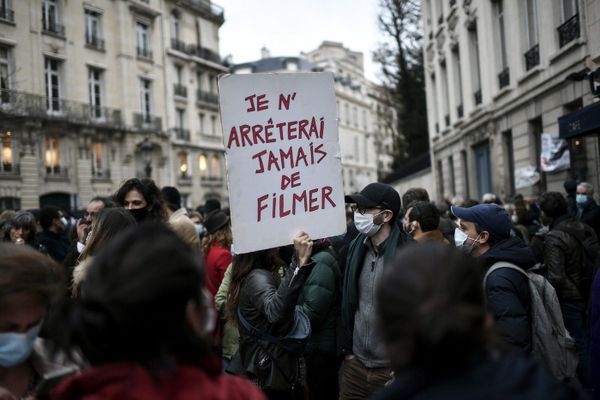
top-left (299, 248), bottom-right (340, 355)
top-left (341, 222), bottom-right (410, 355)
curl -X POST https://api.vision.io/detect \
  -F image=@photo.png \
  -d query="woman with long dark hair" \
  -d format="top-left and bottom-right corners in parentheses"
top-left (371, 243), bottom-right (583, 400)
top-left (4, 211), bottom-right (37, 247)
top-left (114, 178), bottom-right (167, 223)
top-left (71, 208), bottom-right (136, 297)
top-left (51, 223), bottom-right (265, 400)
top-left (226, 233), bottom-right (314, 400)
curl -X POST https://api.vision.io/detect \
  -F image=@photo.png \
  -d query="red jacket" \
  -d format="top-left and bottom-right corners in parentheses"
top-left (51, 360), bottom-right (265, 400)
top-left (205, 244), bottom-right (232, 297)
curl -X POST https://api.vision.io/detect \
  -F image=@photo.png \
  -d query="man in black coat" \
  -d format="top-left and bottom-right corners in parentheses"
top-left (576, 182), bottom-right (600, 239)
top-left (36, 206), bottom-right (70, 263)
top-left (451, 204), bottom-right (534, 354)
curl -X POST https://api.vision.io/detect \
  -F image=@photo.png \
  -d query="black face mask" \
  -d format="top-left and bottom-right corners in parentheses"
top-left (129, 207), bottom-right (149, 222)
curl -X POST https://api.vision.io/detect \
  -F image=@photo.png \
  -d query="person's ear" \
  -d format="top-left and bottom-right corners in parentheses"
top-left (382, 210), bottom-right (393, 224)
top-left (185, 299), bottom-right (205, 336)
top-left (411, 221), bottom-right (420, 232)
top-left (478, 231), bottom-right (490, 245)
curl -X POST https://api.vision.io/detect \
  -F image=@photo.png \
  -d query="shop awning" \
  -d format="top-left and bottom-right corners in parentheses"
top-left (559, 100), bottom-right (600, 139)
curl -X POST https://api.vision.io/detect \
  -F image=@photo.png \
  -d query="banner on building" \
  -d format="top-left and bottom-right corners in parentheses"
top-left (540, 133), bottom-right (570, 173)
top-left (218, 72), bottom-right (346, 254)
top-left (514, 165), bottom-right (540, 189)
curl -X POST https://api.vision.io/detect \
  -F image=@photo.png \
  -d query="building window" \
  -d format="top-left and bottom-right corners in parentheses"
top-left (452, 46), bottom-right (463, 118)
top-left (494, 0), bottom-right (509, 89)
top-left (440, 62), bottom-right (450, 126)
top-left (139, 78), bottom-right (151, 120)
top-left (88, 67), bottom-right (103, 119)
top-left (561, 0), bottom-right (578, 21)
top-left (211, 154), bottom-right (220, 178)
top-left (208, 74), bottom-right (216, 93)
top-left (0, 46), bottom-right (10, 103)
top-left (170, 11), bottom-right (180, 42)
top-left (524, 0), bottom-right (539, 71)
top-left (0, 0), bottom-right (14, 23)
top-left (176, 108), bottom-right (185, 129)
top-left (45, 137), bottom-right (61, 175)
top-left (354, 136), bottom-right (359, 162)
top-left (363, 136), bottom-right (368, 164)
top-left (197, 71), bottom-right (204, 91)
top-left (558, 0), bottom-right (579, 47)
top-left (179, 152), bottom-right (189, 178)
top-left (136, 22), bottom-right (151, 59)
top-left (0, 197), bottom-right (20, 210)
top-left (362, 110), bottom-right (367, 130)
top-left (448, 156), bottom-right (455, 196)
top-left (344, 103), bottom-right (350, 125)
top-left (199, 154), bottom-right (208, 177)
top-left (91, 142), bottom-right (108, 178)
top-left (211, 115), bottom-right (217, 136)
top-left (0, 131), bottom-right (13, 172)
top-left (469, 24), bottom-right (482, 105)
top-left (461, 150), bottom-right (469, 197)
top-left (199, 113), bottom-right (205, 134)
top-left (85, 9), bottom-right (103, 49)
top-left (42, 0), bottom-right (63, 35)
top-left (529, 117), bottom-right (546, 193)
top-left (430, 73), bottom-right (439, 133)
top-left (502, 130), bottom-right (515, 196)
top-left (437, 159), bottom-right (444, 199)
top-left (44, 58), bottom-right (61, 113)
top-left (353, 106), bottom-right (358, 127)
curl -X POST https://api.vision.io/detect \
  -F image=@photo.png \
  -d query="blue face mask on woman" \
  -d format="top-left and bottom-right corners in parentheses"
top-left (0, 322), bottom-right (43, 367)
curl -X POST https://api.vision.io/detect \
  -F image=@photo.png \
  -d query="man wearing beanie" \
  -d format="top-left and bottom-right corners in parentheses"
top-left (161, 186), bottom-right (199, 248)
top-left (451, 203), bottom-right (535, 354)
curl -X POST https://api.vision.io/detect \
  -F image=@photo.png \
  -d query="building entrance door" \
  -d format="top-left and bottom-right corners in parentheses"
top-left (474, 142), bottom-right (492, 199)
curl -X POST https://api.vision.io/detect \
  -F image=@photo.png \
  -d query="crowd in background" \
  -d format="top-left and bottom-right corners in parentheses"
top-left (0, 176), bottom-right (599, 400)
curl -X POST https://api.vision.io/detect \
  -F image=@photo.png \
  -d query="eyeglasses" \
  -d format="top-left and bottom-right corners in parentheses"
top-left (350, 204), bottom-right (384, 215)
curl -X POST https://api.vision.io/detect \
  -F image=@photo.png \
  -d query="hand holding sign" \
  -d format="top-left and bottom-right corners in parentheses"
top-left (219, 72), bottom-right (346, 254)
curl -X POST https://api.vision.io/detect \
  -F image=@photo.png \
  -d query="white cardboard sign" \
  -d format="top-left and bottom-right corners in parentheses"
top-left (218, 72), bottom-right (346, 254)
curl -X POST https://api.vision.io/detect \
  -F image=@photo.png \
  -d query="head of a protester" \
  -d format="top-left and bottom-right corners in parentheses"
top-left (406, 201), bottom-right (441, 236)
top-left (7, 211), bottom-right (37, 246)
top-left (114, 178), bottom-right (167, 223)
top-left (39, 206), bottom-right (66, 234)
top-left (576, 182), bottom-right (594, 207)
top-left (56, 223), bottom-right (211, 367)
top-left (201, 210), bottom-right (232, 254)
top-left (451, 204), bottom-right (511, 256)
top-left (401, 188), bottom-right (430, 210)
top-left (0, 243), bottom-right (63, 370)
top-left (564, 178), bottom-right (577, 196)
top-left (345, 182), bottom-right (400, 238)
top-left (84, 196), bottom-right (111, 224)
top-left (78, 208), bottom-right (137, 262)
top-left (377, 244), bottom-right (488, 372)
top-left (161, 186), bottom-right (182, 213)
top-left (538, 192), bottom-right (569, 226)
top-left (204, 198), bottom-right (221, 215)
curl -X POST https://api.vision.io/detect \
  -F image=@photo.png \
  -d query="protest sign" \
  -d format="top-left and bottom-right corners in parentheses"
top-left (218, 72), bottom-right (346, 254)
top-left (540, 133), bottom-right (570, 173)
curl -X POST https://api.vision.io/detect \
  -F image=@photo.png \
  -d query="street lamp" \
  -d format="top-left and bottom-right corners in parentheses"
top-left (140, 137), bottom-right (153, 178)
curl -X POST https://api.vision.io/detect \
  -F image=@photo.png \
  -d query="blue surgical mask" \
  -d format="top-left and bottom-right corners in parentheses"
top-left (230, 243), bottom-right (237, 257)
top-left (194, 224), bottom-right (205, 237)
top-left (576, 194), bottom-right (589, 205)
top-left (0, 322), bottom-right (42, 367)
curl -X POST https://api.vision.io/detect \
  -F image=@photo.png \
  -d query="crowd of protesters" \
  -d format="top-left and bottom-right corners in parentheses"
top-left (0, 176), bottom-right (599, 399)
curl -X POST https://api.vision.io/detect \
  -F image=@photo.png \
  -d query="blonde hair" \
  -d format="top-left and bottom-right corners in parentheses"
top-left (201, 226), bottom-right (232, 255)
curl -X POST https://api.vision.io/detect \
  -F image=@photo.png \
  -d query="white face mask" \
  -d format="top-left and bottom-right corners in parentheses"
top-left (354, 211), bottom-right (384, 237)
top-left (454, 229), bottom-right (480, 254)
top-left (511, 215), bottom-right (518, 224)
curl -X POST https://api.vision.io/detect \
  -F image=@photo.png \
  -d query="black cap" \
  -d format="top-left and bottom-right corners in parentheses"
top-left (345, 182), bottom-right (401, 217)
top-left (161, 186), bottom-right (181, 209)
top-left (204, 210), bottom-right (230, 235)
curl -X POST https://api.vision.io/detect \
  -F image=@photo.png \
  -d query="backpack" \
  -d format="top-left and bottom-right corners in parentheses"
top-left (554, 223), bottom-right (600, 303)
top-left (484, 262), bottom-right (578, 382)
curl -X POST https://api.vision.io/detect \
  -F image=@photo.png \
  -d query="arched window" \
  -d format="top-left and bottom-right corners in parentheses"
top-left (199, 154), bottom-right (208, 178)
top-left (210, 154), bottom-right (220, 178)
top-left (178, 152), bottom-right (189, 178)
top-left (170, 10), bottom-right (180, 42)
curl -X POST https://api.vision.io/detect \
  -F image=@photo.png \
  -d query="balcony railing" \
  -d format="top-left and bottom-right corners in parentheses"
top-left (180, 0), bottom-right (224, 24)
top-left (457, 104), bottom-right (463, 119)
top-left (136, 46), bottom-right (153, 60)
top-left (498, 67), bottom-right (510, 89)
top-left (524, 44), bottom-right (540, 71)
top-left (187, 44), bottom-right (222, 64)
top-left (0, 6), bottom-right (15, 23)
top-left (174, 83), bottom-right (188, 98)
top-left (0, 164), bottom-right (20, 178)
top-left (42, 19), bottom-right (65, 36)
top-left (0, 89), bottom-right (123, 127)
top-left (46, 166), bottom-right (68, 179)
top-left (173, 127), bottom-right (190, 141)
top-left (92, 169), bottom-right (111, 180)
top-left (474, 89), bottom-right (482, 105)
top-left (171, 38), bottom-right (187, 52)
top-left (558, 14), bottom-right (580, 48)
top-left (86, 35), bottom-right (105, 50)
top-left (133, 112), bottom-right (162, 130)
top-left (197, 90), bottom-right (218, 104)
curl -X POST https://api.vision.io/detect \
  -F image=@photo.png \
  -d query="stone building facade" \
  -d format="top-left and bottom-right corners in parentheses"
top-left (0, 0), bottom-right (227, 211)
top-left (423, 0), bottom-right (600, 203)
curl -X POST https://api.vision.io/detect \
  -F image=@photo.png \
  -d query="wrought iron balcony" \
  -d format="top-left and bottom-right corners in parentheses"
top-left (524, 44), bottom-right (539, 71)
top-left (474, 89), bottom-right (482, 105)
top-left (45, 166), bottom-right (68, 179)
top-left (42, 19), bottom-right (65, 36)
top-left (171, 38), bottom-right (187, 53)
top-left (92, 168), bottom-right (111, 180)
top-left (180, 0), bottom-right (224, 24)
top-left (133, 112), bottom-right (162, 130)
top-left (86, 35), bottom-right (105, 50)
top-left (457, 104), bottom-right (463, 119)
top-left (0, 6), bottom-right (15, 23)
top-left (0, 89), bottom-right (123, 127)
top-left (197, 90), bottom-right (218, 104)
top-left (136, 46), bottom-right (152, 60)
top-left (498, 67), bottom-right (510, 89)
top-left (557, 14), bottom-right (580, 48)
top-left (174, 83), bottom-right (188, 98)
top-left (187, 44), bottom-right (222, 64)
top-left (0, 164), bottom-right (20, 178)
top-left (173, 127), bottom-right (190, 141)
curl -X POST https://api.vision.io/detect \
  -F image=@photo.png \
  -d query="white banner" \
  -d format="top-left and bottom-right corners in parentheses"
top-left (218, 72), bottom-right (346, 254)
top-left (514, 165), bottom-right (540, 189)
top-left (540, 133), bottom-right (570, 173)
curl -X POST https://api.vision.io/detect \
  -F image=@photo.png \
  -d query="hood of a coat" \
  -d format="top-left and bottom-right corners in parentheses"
top-left (479, 237), bottom-right (537, 270)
